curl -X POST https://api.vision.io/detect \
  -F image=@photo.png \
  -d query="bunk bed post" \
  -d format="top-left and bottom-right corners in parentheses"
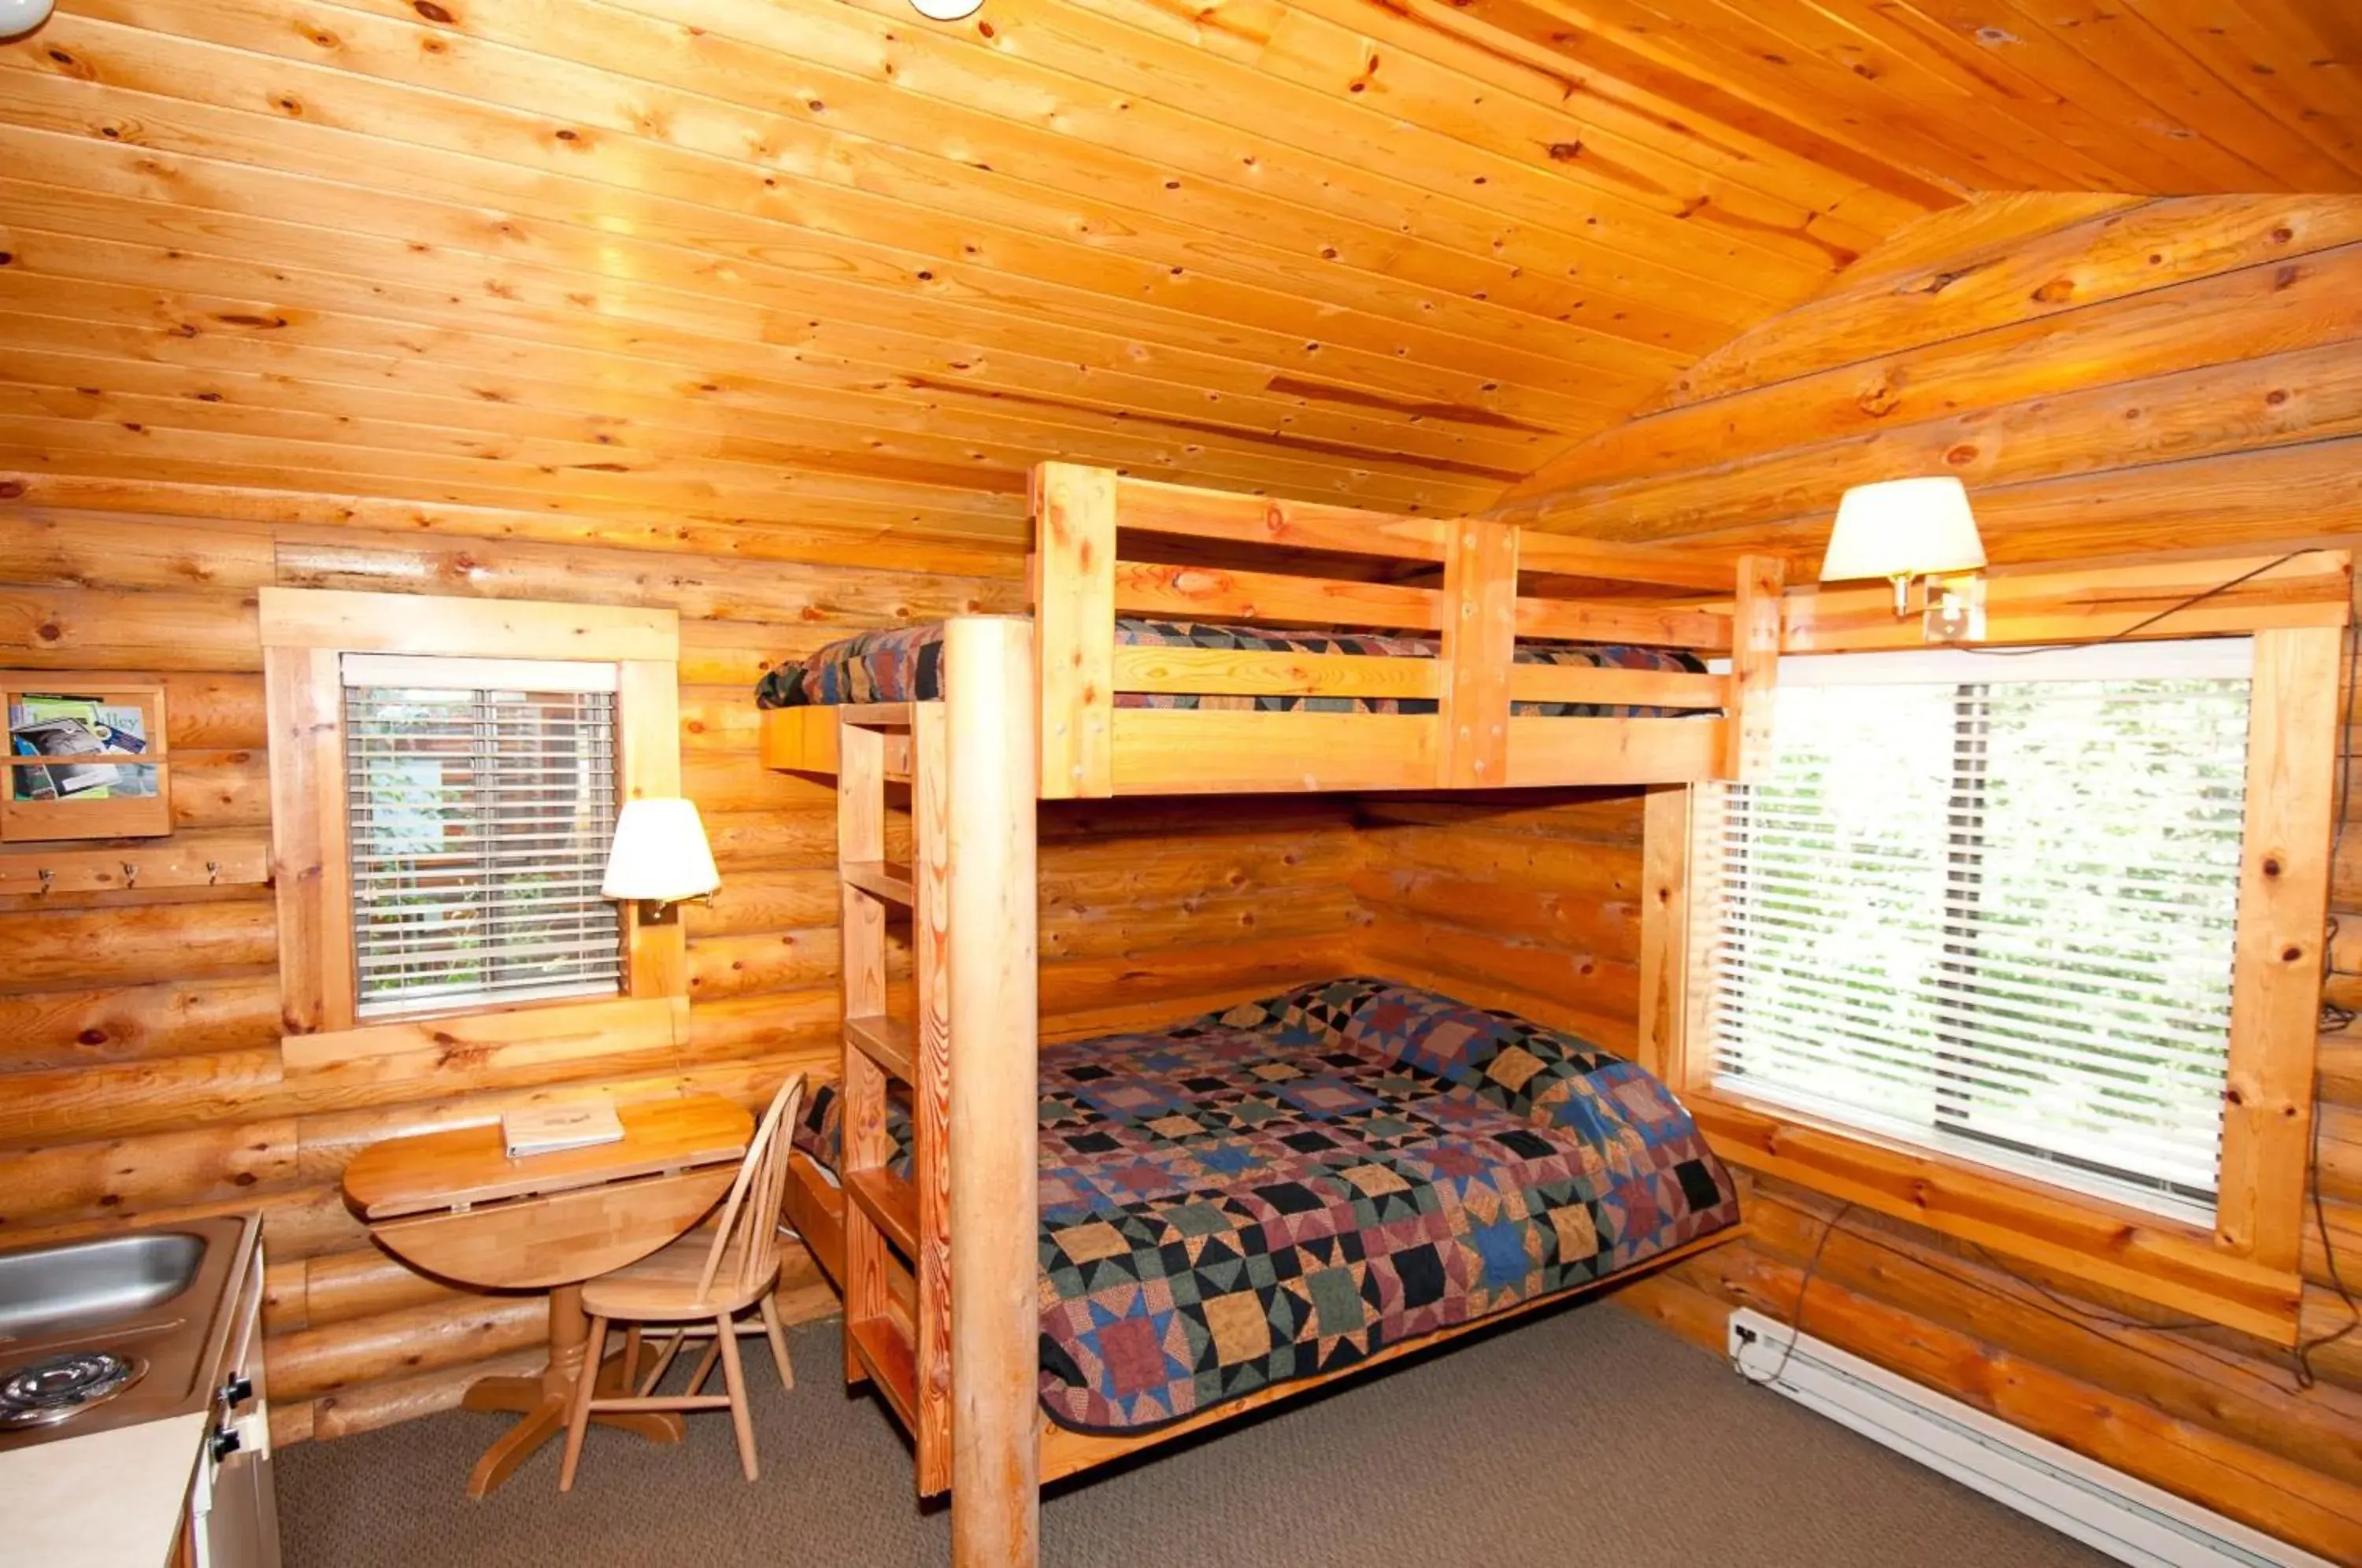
top-left (913, 702), bottom-right (954, 1496)
top-left (1723, 554), bottom-right (1786, 780)
top-left (1439, 519), bottom-right (1520, 787)
top-left (1031, 462), bottom-right (1117, 800)
top-left (1636, 785), bottom-right (1696, 1090)
top-left (940, 615), bottom-right (1042, 1568)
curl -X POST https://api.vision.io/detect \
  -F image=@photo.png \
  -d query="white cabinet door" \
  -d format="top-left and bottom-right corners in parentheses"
top-left (194, 1242), bottom-right (281, 1568)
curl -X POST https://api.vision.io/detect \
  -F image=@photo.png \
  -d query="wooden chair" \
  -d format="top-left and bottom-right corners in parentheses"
top-left (559, 1074), bottom-right (806, 1489)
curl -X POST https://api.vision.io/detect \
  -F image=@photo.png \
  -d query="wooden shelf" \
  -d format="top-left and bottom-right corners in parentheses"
top-left (3, 671), bottom-right (172, 843)
top-left (846, 1312), bottom-right (918, 1432)
top-left (845, 1015), bottom-right (916, 1082)
top-left (842, 860), bottom-right (915, 904)
top-left (845, 1166), bottom-right (919, 1259)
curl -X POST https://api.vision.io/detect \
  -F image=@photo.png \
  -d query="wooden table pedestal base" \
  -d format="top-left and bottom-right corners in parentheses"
top-left (459, 1284), bottom-right (686, 1498)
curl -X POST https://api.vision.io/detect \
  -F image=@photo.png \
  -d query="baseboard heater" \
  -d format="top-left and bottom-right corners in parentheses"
top-left (1727, 1309), bottom-right (2331, 1568)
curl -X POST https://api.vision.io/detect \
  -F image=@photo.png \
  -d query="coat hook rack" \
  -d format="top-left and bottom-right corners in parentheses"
top-left (0, 836), bottom-right (272, 898)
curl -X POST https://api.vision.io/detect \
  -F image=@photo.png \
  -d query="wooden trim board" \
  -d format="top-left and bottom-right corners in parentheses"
top-left (267, 644), bottom-right (355, 1035)
top-left (1032, 464), bottom-right (1116, 800)
top-left (1109, 710), bottom-right (1438, 793)
top-left (1686, 1094), bottom-right (2301, 1344)
top-left (2216, 624), bottom-right (2338, 1270)
top-left (1111, 477), bottom-right (1450, 562)
top-left (281, 994), bottom-right (686, 1078)
top-left (258, 587), bottom-right (678, 660)
top-left (1782, 550), bottom-right (2352, 652)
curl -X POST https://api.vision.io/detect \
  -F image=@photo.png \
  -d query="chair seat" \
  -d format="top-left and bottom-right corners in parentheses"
top-left (582, 1223), bottom-right (778, 1322)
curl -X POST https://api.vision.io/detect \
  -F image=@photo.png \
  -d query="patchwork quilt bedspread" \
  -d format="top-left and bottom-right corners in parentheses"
top-left (753, 618), bottom-right (1709, 717)
top-left (792, 977), bottom-right (1741, 1434)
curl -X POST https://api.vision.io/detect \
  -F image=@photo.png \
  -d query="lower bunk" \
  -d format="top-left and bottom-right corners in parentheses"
top-left (780, 978), bottom-right (1745, 1483)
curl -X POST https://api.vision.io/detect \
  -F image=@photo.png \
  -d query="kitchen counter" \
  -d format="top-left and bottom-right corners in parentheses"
top-left (0, 1211), bottom-right (274, 1568)
top-left (0, 1410), bottom-right (208, 1566)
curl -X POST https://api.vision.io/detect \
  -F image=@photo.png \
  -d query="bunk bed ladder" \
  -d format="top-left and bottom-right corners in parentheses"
top-left (835, 702), bottom-right (953, 1496)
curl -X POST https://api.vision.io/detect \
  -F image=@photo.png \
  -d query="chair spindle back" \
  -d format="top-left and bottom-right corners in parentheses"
top-left (694, 1072), bottom-right (806, 1304)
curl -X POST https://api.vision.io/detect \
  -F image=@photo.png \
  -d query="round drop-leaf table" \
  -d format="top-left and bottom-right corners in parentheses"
top-left (342, 1093), bottom-right (754, 1498)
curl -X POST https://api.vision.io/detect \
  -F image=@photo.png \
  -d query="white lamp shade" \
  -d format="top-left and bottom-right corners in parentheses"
top-left (1820, 477), bottom-right (1986, 583)
top-left (602, 798), bottom-right (720, 902)
top-left (1, 0), bottom-right (54, 38)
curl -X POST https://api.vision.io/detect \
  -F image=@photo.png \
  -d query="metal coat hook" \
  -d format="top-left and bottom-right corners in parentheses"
top-left (121, 860), bottom-right (139, 889)
top-left (35, 867), bottom-right (53, 897)
top-left (205, 860), bottom-right (220, 886)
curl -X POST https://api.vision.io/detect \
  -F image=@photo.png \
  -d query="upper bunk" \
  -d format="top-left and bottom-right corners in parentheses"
top-left (757, 464), bottom-right (1783, 797)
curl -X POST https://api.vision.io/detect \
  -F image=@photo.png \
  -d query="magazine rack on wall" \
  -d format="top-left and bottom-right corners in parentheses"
top-left (2, 671), bottom-right (172, 842)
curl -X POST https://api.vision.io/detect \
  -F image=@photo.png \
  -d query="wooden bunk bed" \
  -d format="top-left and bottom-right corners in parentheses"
top-left (757, 466), bottom-right (1765, 1566)
top-left (760, 463), bottom-right (1788, 796)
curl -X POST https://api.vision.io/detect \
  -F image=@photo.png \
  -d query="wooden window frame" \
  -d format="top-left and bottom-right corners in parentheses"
top-left (261, 589), bottom-right (687, 1070)
top-left (1639, 552), bottom-right (2350, 1344)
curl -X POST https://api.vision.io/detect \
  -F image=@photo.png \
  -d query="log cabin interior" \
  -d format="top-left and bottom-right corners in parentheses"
top-left (2, 0), bottom-right (2360, 1564)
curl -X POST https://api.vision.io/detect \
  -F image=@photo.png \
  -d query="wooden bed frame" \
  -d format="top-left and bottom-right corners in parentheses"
top-left (763, 468), bottom-right (1765, 1567)
top-left (781, 1144), bottom-right (1742, 1483)
top-left (759, 464), bottom-right (1788, 796)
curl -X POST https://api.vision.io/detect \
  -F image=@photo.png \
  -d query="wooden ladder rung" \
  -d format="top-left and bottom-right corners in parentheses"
top-left (847, 1312), bottom-right (919, 1430)
top-left (842, 860), bottom-right (915, 904)
top-left (845, 1166), bottom-right (920, 1259)
top-left (845, 1015), bottom-right (916, 1082)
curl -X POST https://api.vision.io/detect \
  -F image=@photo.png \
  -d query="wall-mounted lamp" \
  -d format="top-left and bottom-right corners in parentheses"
top-left (1820, 476), bottom-right (1988, 642)
top-left (601, 797), bottom-right (720, 925)
top-left (1, 0), bottom-right (54, 40)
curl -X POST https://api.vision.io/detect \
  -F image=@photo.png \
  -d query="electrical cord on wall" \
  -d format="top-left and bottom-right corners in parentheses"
top-left (2297, 1069), bottom-right (2360, 1389)
top-left (1736, 1198), bottom-right (1854, 1389)
top-left (1958, 1238), bottom-right (2215, 1336)
top-left (1750, 1185), bottom-right (2215, 1329)
top-left (1957, 548), bottom-right (2324, 658)
top-left (1739, 1189), bottom-right (2343, 1388)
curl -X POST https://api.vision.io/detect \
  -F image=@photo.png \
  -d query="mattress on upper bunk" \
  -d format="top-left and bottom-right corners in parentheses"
top-left (753, 619), bottom-right (1709, 716)
top-left (790, 976), bottom-right (1741, 1435)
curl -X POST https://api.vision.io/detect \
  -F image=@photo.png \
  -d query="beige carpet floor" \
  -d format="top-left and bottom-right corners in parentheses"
top-left (278, 1304), bottom-right (2112, 1567)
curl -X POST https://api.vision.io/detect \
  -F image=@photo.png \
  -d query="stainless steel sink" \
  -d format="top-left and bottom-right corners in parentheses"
top-left (0, 1231), bottom-right (207, 1340)
top-left (0, 1215), bottom-right (257, 1452)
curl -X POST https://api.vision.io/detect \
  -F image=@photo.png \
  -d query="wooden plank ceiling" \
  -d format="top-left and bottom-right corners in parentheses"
top-left (1, 0), bottom-right (2357, 560)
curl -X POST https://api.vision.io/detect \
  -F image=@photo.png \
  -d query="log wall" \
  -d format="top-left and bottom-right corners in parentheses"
top-left (0, 498), bottom-right (1358, 1446)
top-left (1355, 791), bottom-right (1646, 1058)
top-left (1423, 194), bottom-right (2362, 1562)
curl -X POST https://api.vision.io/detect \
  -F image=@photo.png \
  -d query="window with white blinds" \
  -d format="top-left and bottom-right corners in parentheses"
top-left (1694, 640), bottom-right (2253, 1224)
top-left (342, 655), bottom-right (623, 1020)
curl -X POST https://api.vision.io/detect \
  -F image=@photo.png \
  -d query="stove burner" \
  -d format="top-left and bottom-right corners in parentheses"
top-left (0, 1350), bottom-right (147, 1429)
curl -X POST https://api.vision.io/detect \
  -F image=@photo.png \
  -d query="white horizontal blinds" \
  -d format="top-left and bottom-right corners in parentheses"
top-left (342, 655), bottom-right (622, 1019)
top-left (1697, 640), bottom-right (2253, 1224)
